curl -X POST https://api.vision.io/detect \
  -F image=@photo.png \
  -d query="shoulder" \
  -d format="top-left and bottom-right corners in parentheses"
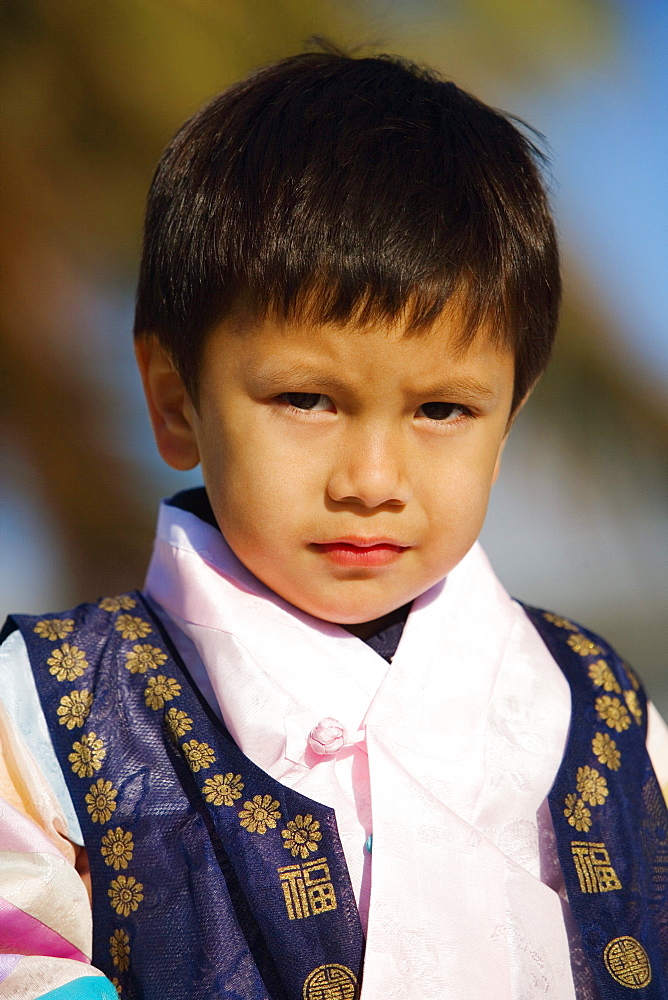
top-left (0, 591), bottom-right (153, 844)
top-left (521, 602), bottom-right (667, 755)
top-left (5, 591), bottom-right (155, 670)
top-left (521, 603), bottom-right (642, 689)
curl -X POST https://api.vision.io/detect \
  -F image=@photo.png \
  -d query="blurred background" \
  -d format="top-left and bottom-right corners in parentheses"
top-left (1, 0), bottom-right (666, 709)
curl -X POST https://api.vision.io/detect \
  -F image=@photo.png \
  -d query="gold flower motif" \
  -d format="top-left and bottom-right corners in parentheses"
top-left (115, 615), bottom-right (152, 641)
top-left (281, 814), bottom-right (323, 858)
top-left (109, 928), bottom-right (130, 971)
top-left (47, 644), bottom-right (87, 682)
top-left (34, 618), bottom-right (74, 640)
top-left (101, 827), bottom-right (134, 870)
top-left (182, 739), bottom-right (216, 772)
top-left (596, 695), bottom-right (632, 733)
top-left (68, 732), bottom-right (106, 778)
top-left (622, 660), bottom-right (640, 692)
top-left (165, 707), bottom-right (193, 739)
top-left (567, 633), bottom-right (602, 657)
top-left (588, 659), bottom-right (621, 694)
top-left (100, 595), bottom-right (137, 612)
top-left (576, 765), bottom-right (609, 806)
top-left (57, 689), bottom-right (93, 729)
top-left (564, 793), bottom-right (592, 833)
top-left (124, 644), bottom-right (167, 674)
top-left (592, 731), bottom-right (621, 771)
top-left (111, 977), bottom-right (123, 996)
top-left (543, 613), bottom-right (577, 631)
top-left (203, 772), bottom-right (244, 806)
top-left (144, 675), bottom-right (181, 710)
top-left (624, 689), bottom-right (642, 726)
top-left (239, 794), bottom-right (282, 834)
top-left (108, 875), bottom-right (144, 917)
top-left (86, 778), bottom-right (118, 824)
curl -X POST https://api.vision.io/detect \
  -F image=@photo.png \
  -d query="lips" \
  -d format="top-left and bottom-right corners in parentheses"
top-left (311, 538), bottom-right (409, 567)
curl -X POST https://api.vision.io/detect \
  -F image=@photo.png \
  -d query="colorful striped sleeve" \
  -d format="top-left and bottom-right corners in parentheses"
top-left (0, 655), bottom-right (114, 999)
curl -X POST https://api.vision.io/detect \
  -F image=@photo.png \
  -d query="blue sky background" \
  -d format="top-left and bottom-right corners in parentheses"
top-left (533, 0), bottom-right (668, 391)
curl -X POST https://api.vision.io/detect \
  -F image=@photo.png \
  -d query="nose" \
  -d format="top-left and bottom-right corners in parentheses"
top-left (326, 426), bottom-right (412, 508)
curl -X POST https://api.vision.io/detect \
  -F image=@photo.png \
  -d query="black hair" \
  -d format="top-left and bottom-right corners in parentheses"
top-left (134, 49), bottom-right (560, 411)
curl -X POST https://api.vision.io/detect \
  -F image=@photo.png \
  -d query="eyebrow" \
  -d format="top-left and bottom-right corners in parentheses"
top-left (247, 364), bottom-right (351, 395)
top-left (249, 365), bottom-right (499, 400)
top-left (416, 377), bottom-right (498, 400)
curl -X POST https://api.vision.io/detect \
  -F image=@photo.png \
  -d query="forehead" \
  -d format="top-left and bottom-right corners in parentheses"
top-left (203, 307), bottom-right (515, 387)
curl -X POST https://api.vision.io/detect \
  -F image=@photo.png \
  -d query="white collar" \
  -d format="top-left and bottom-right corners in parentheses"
top-left (144, 498), bottom-right (578, 998)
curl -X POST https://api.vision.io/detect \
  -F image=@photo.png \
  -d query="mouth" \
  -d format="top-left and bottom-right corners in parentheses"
top-left (310, 538), bottom-right (409, 567)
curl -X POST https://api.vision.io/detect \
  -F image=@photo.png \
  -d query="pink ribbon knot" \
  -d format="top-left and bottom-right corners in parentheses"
top-left (308, 717), bottom-right (346, 755)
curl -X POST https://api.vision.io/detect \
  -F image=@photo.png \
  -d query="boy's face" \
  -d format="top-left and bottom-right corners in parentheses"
top-left (139, 310), bottom-right (516, 634)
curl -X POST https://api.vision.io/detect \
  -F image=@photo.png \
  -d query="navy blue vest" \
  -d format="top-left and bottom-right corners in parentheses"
top-left (6, 596), bottom-right (668, 998)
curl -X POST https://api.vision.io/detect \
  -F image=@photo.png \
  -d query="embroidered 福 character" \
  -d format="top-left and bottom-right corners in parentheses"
top-left (278, 858), bottom-right (337, 919)
top-left (571, 842), bottom-right (622, 893)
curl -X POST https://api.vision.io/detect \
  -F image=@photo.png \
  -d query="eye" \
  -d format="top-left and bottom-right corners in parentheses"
top-left (278, 392), bottom-right (333, 411)
top-left (416, 402), bottom-right (466, 421)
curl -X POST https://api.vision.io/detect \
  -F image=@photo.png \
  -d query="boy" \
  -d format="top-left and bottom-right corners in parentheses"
top-left (1, 49), bottom-right (667, 1000)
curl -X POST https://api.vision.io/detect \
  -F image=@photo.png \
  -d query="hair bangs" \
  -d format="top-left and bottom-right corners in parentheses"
top-left (135, 50), bottom-right (560, 411)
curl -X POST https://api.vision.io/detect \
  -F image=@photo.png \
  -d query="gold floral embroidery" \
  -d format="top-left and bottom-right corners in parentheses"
top-left (239, 794), bottom-right (282, 834)
top-left (124, 644), bottom-right (167, 674)
top-left (567, 633), bottom-right (602, 657)
top-left (624, 689), bottom-right (642, 726)
top-left (68, 732), bottom-right (106, 777)
top-left (108, 875), bottom-right (144, 917)
top-left (596, 695), bottom-right (632, 733)
top-left (34, 618), bottom-right (74, 640)
top-left (57, 689), bottom-right (93, 729)
top-left (111, 977), bottom-right (123, 996)
top-left (203, 772), bottom-right (244, 806)
top-left (47, 644), bottom-right (87, 682)
top-left (144, 675), bottom-right (181, 710)
top-left (564, 793), bottom-right (592, 833)
top-left (282, 814), bottom-right (323, 858)
top-left (86, 778), bottom-right (118, 824)
top-left (109, 928), bottom-right (130, 971)
top-left (588, 660), bottom-right (621, 694)
top-left (115, 615), bottom-right (152, 641)
top-left (576, 765), bottom-right (609, 806)
top-left (592, 732), bottom-right (621, 771)
top-left (543, 613), bottom-right (577, 631)
top-left (622, 661), bottom-right (640, 692)
top-left (101, 827), bottom-right (134, 870)
top-left (165, 707), bottom-right (193, 739)
top-left (100, 595), bottom-right (137, 612)
top-left (182, 740), bottom-right (216, 772)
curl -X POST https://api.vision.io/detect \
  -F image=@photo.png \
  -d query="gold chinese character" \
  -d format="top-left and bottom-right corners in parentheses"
top-left (278, 863), bottom-right (309, 920)
top-left (571, 842), bottom-right (622, 893)
top-left (302, 964), bottom-right (358, 1000)
top-left (278, 857), bottom-right (337, 920)
top-left (603, 936), bottom-right (651, 988)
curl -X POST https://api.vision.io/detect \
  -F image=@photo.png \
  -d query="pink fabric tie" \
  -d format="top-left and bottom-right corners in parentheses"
top-left (307, 718), bottom-right (366, 756)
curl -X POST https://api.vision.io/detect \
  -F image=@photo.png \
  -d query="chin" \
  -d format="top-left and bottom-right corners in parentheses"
top-left (297, 594), bottom-right (407, 627)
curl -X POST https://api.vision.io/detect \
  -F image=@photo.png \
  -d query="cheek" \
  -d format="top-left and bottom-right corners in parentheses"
top-left (201, 424), bottom-right (309, 548)
top-left (423, 445), bottom-right (500, 531)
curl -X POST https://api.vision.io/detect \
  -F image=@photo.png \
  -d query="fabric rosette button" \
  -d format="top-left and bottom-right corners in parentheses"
top-left (308, 718), bottom-right (347, 755)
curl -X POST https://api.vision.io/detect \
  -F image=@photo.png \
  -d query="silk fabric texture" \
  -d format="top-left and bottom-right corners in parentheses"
top-left (146, 501), bottom-right (579, 998)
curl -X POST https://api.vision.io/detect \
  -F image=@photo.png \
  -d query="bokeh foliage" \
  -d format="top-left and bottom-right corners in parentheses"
top-left (1, 0), bottom-right (665, 609)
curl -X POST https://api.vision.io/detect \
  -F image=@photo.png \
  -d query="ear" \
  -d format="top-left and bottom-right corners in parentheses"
top-left (134, 336), bottom-right (200, 471)
top-left (492, 435), bottom-right (508, 485)
top-left (492, 383), bottom-right (535, 484)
